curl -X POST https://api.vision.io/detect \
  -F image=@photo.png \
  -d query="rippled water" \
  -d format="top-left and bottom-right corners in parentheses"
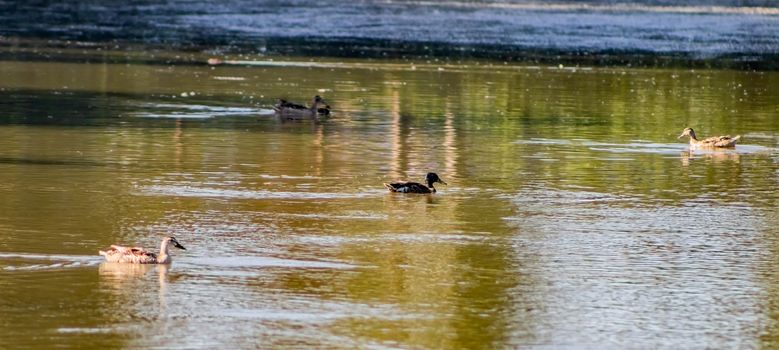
top-left (0, 56), bottom-right (778, 349)
top-left (3, 0), bottom-right (778, 69)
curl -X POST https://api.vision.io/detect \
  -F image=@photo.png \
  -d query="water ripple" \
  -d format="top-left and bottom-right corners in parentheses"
top-left (130, 103), bottom-right (268, 119)
top-left (138, 185), bottom-right (373, 200)
top-left (180, 256), bottom-right (356, 270)
top-left (0, 252), bottom-right (102, 271)
top-left (502, 187), bottom-right (768, 347)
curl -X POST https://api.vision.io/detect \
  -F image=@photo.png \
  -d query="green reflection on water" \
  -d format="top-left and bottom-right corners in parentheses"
top-left (0, 54), bottom-right (777, 349)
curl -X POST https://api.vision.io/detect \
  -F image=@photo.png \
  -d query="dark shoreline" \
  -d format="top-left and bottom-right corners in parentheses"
top-left (2, 37), bottom-right (777, 71)
top-left (1, 0), bottom-right (777, 70)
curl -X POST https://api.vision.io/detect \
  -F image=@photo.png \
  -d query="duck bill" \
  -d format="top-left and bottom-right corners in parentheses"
top-left (677, 133), bottom-right (685, 139)
top-left (438, 180), bottom-right (447, 185)
top-left (173, 242), bottom-right (186, 250)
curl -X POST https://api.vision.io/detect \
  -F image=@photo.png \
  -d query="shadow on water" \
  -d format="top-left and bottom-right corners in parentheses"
top-left (0, 88), bottom-right (264, 127)
top-left (0, 156), bottom-right (105, 167)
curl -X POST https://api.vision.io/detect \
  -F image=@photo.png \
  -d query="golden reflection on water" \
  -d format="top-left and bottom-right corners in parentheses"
top-left (100, 263), bottom-right (170, 314)
top-left (443, 98), bottom-right (459, 179)
top-left (680, 149), bottom-right (742, 166)
top-left (0, 56), bottom-right (777, 349)
top-left (389, 87), bottom-right (402, 180)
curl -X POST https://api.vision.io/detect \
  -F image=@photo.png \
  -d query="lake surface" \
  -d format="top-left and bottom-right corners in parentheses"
top-left (2, 0), bottom-right (778, 68)
top-left (0, 55), bottom-right (778, 349)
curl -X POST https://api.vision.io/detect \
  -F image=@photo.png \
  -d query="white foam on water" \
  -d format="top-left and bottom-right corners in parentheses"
top-left (516, 137), bottom-right (776, 156)
top-left (256, 211), bottom-right (387, 221)
top-left (57, 327), bottom-right (114, 334)
top-left (138, 184), bottom-right (373, 200)
top-left (211, 76), bottom-right (247, 81)
top-left (0, 252), bottom-right (102, 271)
top-left (129, 103), bottom-right (269, 119)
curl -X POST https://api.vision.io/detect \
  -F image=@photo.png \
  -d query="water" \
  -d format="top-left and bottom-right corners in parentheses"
top-left (2, 0), bottom-right (778, 68)
top-left (0, 55), bottom-right (778, 349)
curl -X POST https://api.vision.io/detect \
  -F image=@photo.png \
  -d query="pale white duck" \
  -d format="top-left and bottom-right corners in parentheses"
top-left (99, 236), bottom-right (186, 264)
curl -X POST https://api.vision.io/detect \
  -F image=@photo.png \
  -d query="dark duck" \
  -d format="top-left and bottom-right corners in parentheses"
top-left (273, 95), bottom-right (330, 116)
top-left (384, 173), bottom-right (447, 194)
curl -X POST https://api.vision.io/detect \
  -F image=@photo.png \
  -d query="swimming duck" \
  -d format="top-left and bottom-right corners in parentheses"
top-left (384, 173), bottom-right (447, 194)
top-left (99, 237), bottom-right (186, 264)
top-left (678, 127), bottom-right (741, 148)
top-left (273, 95), bottom-right (330, 116)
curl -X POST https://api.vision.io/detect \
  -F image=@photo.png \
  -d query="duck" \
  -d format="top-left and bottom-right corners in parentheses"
top-left (273, 95), bottom-right (330, 116)
top-left (99, 237), bottom-right (186, 264)
top-left (384, 173), bottom-right (447, 194)
top-left (678, 127), bottom-right (741, 148)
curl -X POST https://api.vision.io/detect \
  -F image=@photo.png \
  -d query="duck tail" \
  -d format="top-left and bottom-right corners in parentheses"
top-left (99, 250), bottom-right (107, 257)
top-left (384, 183), bottom-right (397, 192)
top-left (733, 135), bottom-right (741, 141)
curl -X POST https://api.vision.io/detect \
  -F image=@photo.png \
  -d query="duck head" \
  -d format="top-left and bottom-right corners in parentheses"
top-left (165, 236), bottom-right (186, 250)
top-left (425, 172), bottom-right (447, 188)
top-left (678, 127), bottom-right (697, 140)
top-left (312, 95), bottom-right (330, 110)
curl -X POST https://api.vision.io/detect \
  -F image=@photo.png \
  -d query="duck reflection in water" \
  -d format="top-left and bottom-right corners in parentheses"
top-left (681, 150), bottom-right (741, 166)
top-left (99, 261), bottom-right (156, 278)
top-left (99, 262), bottom-right (172, 313)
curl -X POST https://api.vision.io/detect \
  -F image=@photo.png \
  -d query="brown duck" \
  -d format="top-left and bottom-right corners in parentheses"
top-left (678, 127), bottom-right (741, 148)
top-left (99, 237), bottom-right (186, 264)
top-left (273, 95), bottom-right (330, 116)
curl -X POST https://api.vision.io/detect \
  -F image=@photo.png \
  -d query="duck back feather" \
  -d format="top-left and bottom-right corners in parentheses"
top-left (100, 246), bottom-right (159, 264)
top-left (384, 182), bottom-right (433, 194)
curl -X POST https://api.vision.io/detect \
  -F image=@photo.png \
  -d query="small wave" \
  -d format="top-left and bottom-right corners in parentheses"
top-left (0, 252), bottom-right (102, 271)
top-left (408, 1), bottom-right (779, 16)
top-left (216, 303), bottom-right (424, 322)
top-left (258, 174), bottom-right (327, 180)
top-left (212, 76), bottom-right (247, 81)
top-left (0, 252), bottom-right (99, 261)
top-left (57, 327), bottom-right (114, 334)
top-left (743, 132), bottom-right (778, 140)
top-left (687, 144), bottom-right (775, 155)
top-left (206, 59), bottom-right (529, 74)
top-left (587, 141), bottom-right (775, 155)
top-left (513, 138), bottom-right (574, 146)
top-left (129, 103), bottom-right (266, 119)
top-left (138, 185), bottom-right (372, 200)
top-left (379, 233), bottom-right (491, 244)
top-left (516, 138), bottom-right (775, 156)
top-left (294, 233), bottom-right (491, 247)
top-left (258, 211), bottom-right (387, 221)
top-left (587, 142), bottom-right (686, 155)
top-left (183, 256), bottom-right (355, 269)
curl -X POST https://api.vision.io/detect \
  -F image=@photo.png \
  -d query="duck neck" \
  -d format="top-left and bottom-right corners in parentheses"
top-left (688, 130), bottom-right (698, 142)
top-left (158, 240), bottom-right (171, 263)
